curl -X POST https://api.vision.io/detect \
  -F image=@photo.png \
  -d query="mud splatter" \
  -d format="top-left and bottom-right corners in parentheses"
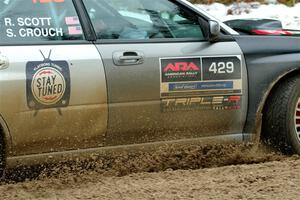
top-left (0, 143), bottom-right (297, 200)
top-left (3, 143), bottom-right (285, 181)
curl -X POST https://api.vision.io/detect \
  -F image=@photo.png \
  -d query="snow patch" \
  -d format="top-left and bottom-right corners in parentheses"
top-left (197, 3), bottom-right (300, 30)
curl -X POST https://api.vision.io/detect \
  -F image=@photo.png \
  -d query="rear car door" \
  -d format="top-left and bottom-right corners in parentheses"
top-left (0, 0), bottom-right (107, 156)
top-left (83, 0), bottom-right (248, 146)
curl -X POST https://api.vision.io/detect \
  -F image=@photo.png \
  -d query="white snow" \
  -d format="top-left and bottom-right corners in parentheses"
top-left (196, 3), bottom-right (300, 30)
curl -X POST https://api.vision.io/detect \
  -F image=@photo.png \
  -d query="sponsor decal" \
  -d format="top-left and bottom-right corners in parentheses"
top-left (161, 58), bottom-right (201, 82)
top-left (26, 50), bottom-right (70, 110)
top-left (161, 95), bottom-right (242, 112)
top-left (168, 81), bottom-right (233, 92)
top-left (160, 56), bottom-right (243, 99)
top-left (202, 56), bottom-right (242, 81)
top-left (160, 89), bottom-right (243, 98)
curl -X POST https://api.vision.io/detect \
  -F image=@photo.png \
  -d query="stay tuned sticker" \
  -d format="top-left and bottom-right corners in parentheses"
top-left (26, 50), bottom-right (70, 110)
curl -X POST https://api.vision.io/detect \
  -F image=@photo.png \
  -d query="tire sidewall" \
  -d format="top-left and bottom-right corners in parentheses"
top-left (287, 78), bottom-right (300, 153)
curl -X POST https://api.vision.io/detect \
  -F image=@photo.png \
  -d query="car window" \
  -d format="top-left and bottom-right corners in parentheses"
top-left (83, 0), bottom-right (204, 40)
top-left (0, 0), bottom-right (84, 44)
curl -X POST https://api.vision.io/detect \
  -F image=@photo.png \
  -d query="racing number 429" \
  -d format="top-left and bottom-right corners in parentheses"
top-left (209, 62), bottom-right (234, 74)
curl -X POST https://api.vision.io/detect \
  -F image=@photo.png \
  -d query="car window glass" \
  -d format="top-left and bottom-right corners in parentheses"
top-left (0, 0), bottom-right (84, 44)
top-left (83, 0), bottom-right (204, 40)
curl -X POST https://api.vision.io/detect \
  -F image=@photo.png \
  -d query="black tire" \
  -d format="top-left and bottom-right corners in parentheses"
top-left (263, 76), bottom-right (300, 154)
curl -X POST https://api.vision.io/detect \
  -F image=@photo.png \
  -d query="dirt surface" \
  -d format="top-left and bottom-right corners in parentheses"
top-left (0, 144), bottom-right (300, 200)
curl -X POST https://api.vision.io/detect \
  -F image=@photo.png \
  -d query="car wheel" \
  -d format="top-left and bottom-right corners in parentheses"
top-left (263, 75), bottom-right (300, 154)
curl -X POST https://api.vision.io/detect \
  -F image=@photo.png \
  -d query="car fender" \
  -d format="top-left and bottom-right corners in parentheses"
top-left (252, 68), bottom-right (300, 143)
top-left (234, 36), bottom-right (300, 138)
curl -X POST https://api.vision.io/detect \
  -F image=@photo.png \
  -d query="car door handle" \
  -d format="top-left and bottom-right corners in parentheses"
top-left (113, 51), bottom-right (144, 66)
top-left (119, 55), bottom-right (143, 61)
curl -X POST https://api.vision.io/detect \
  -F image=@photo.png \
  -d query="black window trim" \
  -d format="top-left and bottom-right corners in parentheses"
top-left (73, 0), bottom-right (97, 41)
top-left (95, 38), bottom-right (207, 44)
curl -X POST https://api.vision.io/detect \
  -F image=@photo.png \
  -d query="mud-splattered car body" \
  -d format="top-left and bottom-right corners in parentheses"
top-left (0, 0), bottom-right (300, 172)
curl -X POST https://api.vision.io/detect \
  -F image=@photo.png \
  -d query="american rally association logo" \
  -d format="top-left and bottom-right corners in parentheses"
top-left (26, 50), bottom-right (70, 110)
top-left (161, 58), bottom-right (201, 83)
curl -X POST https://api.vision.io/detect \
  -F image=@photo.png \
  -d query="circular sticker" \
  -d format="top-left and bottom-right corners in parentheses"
top-left (31, 67), bottom-right (66, 105)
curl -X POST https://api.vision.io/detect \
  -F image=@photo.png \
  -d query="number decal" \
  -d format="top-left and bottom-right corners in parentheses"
top-left (208, 62), bottom-right (217, 74)
top-left (209, 62), bottom-right (235, 74)
top-left (218, 62), bottom-right (226, 74)
top-left (203, 57), bottom-right (241, 80)
top-left (227, 62), bottom-right (234, 73)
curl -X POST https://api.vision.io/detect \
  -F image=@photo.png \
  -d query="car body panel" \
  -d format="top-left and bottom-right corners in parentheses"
top-left (96, 41), bottom-right (248, 146)
top-left (6, 133), bottom-right (247, 169)
top-left (234, 36), bottom-right (300, 133)
top-left (0, 45), bottom-right (108, 156)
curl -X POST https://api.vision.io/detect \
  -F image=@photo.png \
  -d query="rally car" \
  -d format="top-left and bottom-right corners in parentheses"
top-left (0, 0), bottom-right (300, 175)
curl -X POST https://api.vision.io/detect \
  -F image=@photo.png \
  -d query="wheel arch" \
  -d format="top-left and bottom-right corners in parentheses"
top-left (253, 67), bottom-right (300, 143)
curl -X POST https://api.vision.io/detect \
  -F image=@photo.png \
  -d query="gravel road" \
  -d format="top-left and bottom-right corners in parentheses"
top-left (0, 144), bottom-right (299, 200)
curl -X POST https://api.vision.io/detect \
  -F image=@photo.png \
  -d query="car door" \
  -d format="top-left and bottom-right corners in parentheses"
top-left (0, 0), bottom-right (107, 156)
top-left (83, 0), bottom-right (248, 146)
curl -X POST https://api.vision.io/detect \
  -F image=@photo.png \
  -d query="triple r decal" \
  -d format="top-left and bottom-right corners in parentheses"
top-left (161, 95), bottom-right (242, 112)
top-left (26, 50), bottom-right (70, 110)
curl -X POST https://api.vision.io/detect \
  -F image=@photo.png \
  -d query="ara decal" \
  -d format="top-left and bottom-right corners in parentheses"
top-left (160, 58), bottom-right (201, 83)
